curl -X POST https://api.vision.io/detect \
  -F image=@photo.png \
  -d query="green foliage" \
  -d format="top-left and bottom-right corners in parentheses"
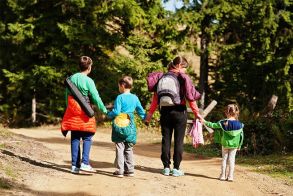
top-left (0, 0), bottom-right (292, 155)
top-left (0, 0), bottom-right (175, 126)
top-left (239, 107), bottom-right (293, 155)
top-left (176, 0), bottom-right (293, 155)
top-left (212, 0), bottom-right (292, 114)
top-left (177, 0), bottom-right (292, 113)
top-left (238, 154), bottom-right (293, 185)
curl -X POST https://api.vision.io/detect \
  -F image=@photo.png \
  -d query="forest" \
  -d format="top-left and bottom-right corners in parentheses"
top-left (0, 0), bottom-right (292, 155)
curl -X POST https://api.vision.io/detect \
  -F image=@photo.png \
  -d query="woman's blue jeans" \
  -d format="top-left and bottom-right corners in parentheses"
top-left (71, 131), bottom-right (94, 167)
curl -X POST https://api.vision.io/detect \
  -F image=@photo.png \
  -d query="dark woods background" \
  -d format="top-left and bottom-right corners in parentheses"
top-left (0, 0), bottom-right (292, 154)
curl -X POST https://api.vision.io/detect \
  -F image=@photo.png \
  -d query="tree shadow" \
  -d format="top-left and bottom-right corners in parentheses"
top-left (184, 172), bottom-right (219, 180)
top-left (29, 191), bottom-right (94, 196)
top-left (2, 181), bottom-right (95, 196)
top-left (1, 149), bottom-right (72, 174)
top-left (135, 165), bottom-right (218, 180)
top-left (4, 185), bottom-right (95, 196)
top-left (2, 148), bottom-right (218, 180)
top-left (63, 160), bottom-right (115, 177)
top-left (13, 134), bottom-right (213, 160)
top-left (135, 165), bottom-right (162, 174)
top-left (94, 169), bottom-right (115, 177)
top-left (42, 161), bottom-right (93, 176)
top-left (63, 160), bottom-right (114, 169)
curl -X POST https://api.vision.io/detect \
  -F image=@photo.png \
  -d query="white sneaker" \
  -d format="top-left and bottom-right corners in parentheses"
top-left (227, 176), bottom-right (233, 182)
top-left (80, 163), bottom-right (95, 173)
top-left (162, 168), bottom-right (171, 176)
top-left (71, 166), bottom-right (80, 174)
top-left (113, 171), bottom-right (124, 178)
top-left (172, 169), bottom-right (184, 177)
top-left (124, 171), bottom-right (134, 177)
top-left (219, 174), bottom-right (226, 181)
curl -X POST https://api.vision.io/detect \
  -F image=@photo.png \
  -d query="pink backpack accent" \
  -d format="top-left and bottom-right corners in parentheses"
top-left (146, 72), bottom-right (164, 92)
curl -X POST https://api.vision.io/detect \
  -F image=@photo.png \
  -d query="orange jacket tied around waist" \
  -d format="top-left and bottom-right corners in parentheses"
top-left (61, 96), bottom-right (96, 133)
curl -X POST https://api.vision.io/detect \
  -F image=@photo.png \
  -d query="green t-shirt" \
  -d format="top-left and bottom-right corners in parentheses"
top-left (65, 72), bottom-right (107, 114)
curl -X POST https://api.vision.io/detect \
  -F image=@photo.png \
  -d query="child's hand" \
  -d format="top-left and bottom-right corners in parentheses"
top-left (144, 113), bottom-right (152, 126)
top-left (143, 117), bottom-right (150, 126)
top-left (101, 114), bottom-right (107, 119)
top-left (144, 120), bottom-right (150, 126)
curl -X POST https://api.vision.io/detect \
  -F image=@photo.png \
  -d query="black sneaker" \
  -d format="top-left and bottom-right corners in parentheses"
top-left (124, 171), bottom-right (134, 177)
top-left (113, 171), bottom-right (123, 178)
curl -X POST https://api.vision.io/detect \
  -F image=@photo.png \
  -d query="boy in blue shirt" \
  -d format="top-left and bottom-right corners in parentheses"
top-left (107, 76), bottom-right (146, 177)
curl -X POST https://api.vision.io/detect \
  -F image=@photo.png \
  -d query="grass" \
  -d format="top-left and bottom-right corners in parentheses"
top-left (0, 178), bottom-right (12, 189)
top-left (0, 127), bottom-right (12, 138)
top-left (184, 143), bottom-right (221, 158)
top-left (4, 167), bottom-right (17, 179)
top-left (0, 163), bottom-right (13, 190)
top-left (238, 154), bottom-right (293, 185)
top-left (0, 143), bottom-right (5, 149)
top-left (0, 127), bottom-right (17, 190)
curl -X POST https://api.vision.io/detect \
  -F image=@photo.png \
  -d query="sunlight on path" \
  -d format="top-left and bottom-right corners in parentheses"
top-left (7, 126), bottom-right (291, 196)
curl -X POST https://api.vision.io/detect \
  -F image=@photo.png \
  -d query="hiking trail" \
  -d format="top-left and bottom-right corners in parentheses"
top-left (1, 126), bottom-right (292, 196)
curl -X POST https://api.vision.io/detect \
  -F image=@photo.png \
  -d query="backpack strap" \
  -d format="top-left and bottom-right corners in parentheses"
top-left (65, 76), bottom-right (95, 117)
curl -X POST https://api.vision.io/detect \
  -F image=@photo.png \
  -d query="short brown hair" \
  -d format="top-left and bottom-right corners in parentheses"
top-left (79, 56), bottom-right (93, 71)
top-left (118, 76), bottom-right (133, 89)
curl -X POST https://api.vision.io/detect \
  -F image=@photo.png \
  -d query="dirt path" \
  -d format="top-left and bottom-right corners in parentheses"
top-left (2, 126), bottom-right (292, 196)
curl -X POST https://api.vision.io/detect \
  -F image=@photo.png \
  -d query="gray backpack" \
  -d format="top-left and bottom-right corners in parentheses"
top-left (157, 73), bottom-right (181, 106)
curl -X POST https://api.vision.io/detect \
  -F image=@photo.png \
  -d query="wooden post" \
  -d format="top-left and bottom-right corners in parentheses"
top-left (32, 91), bottom-right (36, 124)
top-left (201, 100), bottom-right (217, 118)
top-left (201, 100), bottom-right (217, 133)
top-left (263, 95), bottom-right (278, 117)
top-left (187, 100), bottom-right (217, 133)
top-left (200, 91), bottom-right (205, 110)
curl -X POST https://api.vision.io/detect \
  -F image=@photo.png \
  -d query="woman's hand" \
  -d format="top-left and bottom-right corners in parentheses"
top-left (144, 113), bottom-right (152, 126)
top-left (197, 114), bottom-right (204, 124)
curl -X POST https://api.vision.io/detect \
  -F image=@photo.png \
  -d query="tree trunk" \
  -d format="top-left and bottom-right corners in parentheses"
top-left (32, 91), bottom-right (36, 124)
top-left (199, 24), bottom-right (209, 109)
top-left (263, 95), bottom-right (278, 117)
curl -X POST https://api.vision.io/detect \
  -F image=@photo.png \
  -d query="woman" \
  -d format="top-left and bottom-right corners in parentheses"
top-left (145, 56), bottom-right (201, 177)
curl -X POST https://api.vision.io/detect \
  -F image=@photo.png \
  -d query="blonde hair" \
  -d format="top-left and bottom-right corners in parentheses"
top-left (225, 104), bottom-right (240, 119)
top-left (118, 76), bottom-right (133, 89)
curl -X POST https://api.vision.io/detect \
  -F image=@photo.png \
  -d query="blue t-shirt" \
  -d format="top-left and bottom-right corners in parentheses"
top-left (107, 92), bottom-right (146, 120)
